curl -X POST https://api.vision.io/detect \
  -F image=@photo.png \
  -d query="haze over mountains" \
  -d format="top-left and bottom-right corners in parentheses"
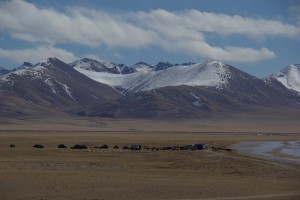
top-left (0, 57), bottom-right (299, 118)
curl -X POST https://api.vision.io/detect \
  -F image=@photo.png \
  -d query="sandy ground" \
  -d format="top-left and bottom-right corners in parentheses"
top-left (0, 117), bottom-right (300, 200)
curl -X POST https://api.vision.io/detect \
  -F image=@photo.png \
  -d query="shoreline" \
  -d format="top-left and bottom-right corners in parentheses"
top-left (232, 140), bottom-right (300, 165)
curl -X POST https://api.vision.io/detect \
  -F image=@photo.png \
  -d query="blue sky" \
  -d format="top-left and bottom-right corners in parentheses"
top-left (0, 0), bottom-right (299, 78)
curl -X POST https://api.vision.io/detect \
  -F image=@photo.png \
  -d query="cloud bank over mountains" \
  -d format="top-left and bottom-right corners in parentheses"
top-left (0, 0), bottom-right (299, 64)
top-left (0, 46), bottom-right (78, 64)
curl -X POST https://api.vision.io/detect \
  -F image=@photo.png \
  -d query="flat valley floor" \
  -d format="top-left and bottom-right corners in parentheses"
top-left (0, 116), bottom-right (300, 200)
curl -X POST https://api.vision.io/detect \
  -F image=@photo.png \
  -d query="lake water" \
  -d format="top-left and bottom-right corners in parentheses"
top-left (233, 141), bottom-right (300, 165)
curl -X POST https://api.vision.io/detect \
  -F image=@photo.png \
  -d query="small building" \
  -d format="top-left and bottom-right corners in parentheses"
top-left (193, 144), bottom-right (206, 150)
top-left (131, 145), bottom-right (142, 151)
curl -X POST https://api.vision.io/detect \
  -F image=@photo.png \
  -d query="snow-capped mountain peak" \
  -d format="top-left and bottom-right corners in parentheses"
top-left (70, 58), bottom-right (114, 71)
top-left (20, 62), bottom-right (33, 69)
top-left (132, 62), bottom-right (153, 72)
top-left (39, 57), bottom-right (59, 64)
top-left (0, 57), bottom-right (120, 107)
top-left (75, 59), bottom-right (234, 93)
top-left (70, 58), bottom-right (136, 74)
top-left (33, 57), bottom-right (60, 70)
top-left (1, 58), bottom-right (65, 84)
top-left (154, 62), bottom-right (173, 71)
top-left (270, 64), bottom-right (300, 93)
top-left (200, 60), bottom-right (227, 71)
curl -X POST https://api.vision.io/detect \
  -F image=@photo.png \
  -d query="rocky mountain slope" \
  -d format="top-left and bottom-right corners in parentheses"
top-left (0, 58), bottom-right (121, 116)
top-left (1, 57), bottom-right (299, 119)
top-left (74, 60), bottom-right (234, 93)
top-left (75, 59), bottom-right (300, 118)
top-left (69, 58), bottom-right (136, 74)
top-left (266, 64), bottom-right (300, 93)
top-left (264, 64), bottom-right (300, 106)
top-left (73, 59), bottom-right (297, 104)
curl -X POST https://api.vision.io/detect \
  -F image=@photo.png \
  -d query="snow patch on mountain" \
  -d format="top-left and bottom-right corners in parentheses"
top-left (75, 60), bottom-right (232, 93)
top-left (132, 62), bottom-right (153, 72)
top-left (7, 58), bottom-right (58, 80)
top-left (70, 58), bottom-right (136, 74)
top-left (44, 78), bottom-right (57, 94)
top-left (0, 66), bottom-right (45, 84)
top-left (60, 82), bottom-right (76, 102)
top-left (0, 73), bottom-right (11, 82)
top-left (44, 77), bottom-right (77, 101)
top-left (271, 64), bottom-right (300, 93)
top-left (91, 94), bottom-right (102, 101)
top-left (189, 92), bottom-right (201, 99)
top-left (188, 92), bottom-right (208, 107)
top-left (70, 58), bottom-right (114, 71)
top-left (192, 99), bottom-right (206, 107)
top-left (0, 59), bottom-right (77, 101)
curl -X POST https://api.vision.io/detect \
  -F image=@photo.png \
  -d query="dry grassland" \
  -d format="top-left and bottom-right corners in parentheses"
top-left (0, 116), bottom-right (299, 199)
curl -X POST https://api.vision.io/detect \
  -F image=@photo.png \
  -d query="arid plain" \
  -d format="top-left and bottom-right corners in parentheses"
top-left (0, 115), bottom-right (300, 200)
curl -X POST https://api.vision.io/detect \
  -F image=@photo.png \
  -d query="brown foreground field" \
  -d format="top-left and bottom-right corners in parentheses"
top-left (0, 116), bottom-right (300, 200)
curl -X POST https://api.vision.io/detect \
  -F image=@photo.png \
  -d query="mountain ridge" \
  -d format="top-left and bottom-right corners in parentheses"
top-left (1, 57), bottom-right (300, 118)
top-left (0, 58), bottom-right (121, 117)
top-left (72, 59), bottom-right (300, 118)
top-left (74, 60), bottom-right (233, 94)
top-left (69, 58), bottom-right (136, 74)
top-left (267, 64), bottom-right (300, 94)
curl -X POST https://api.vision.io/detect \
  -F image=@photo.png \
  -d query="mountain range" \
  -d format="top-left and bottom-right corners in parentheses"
top-left (0, 57), bottom-right (299, 118)
top-left (0, 58), bottom-right (120, 117)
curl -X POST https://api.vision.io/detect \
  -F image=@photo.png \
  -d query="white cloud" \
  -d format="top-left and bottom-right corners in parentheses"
top-left (164, 41), bottom-right (276, 62)
top-left (0, 46), bottom-right (78, 64)
top-left (0, 0), bottom-right (299, 62)
top-left (0, 0), bottom-right (155, 47)
top-left (133, 9), bottom-right (300, 38)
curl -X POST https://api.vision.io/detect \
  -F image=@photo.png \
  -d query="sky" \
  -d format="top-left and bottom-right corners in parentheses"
top-left (0, 0), bottom-right (299, 78)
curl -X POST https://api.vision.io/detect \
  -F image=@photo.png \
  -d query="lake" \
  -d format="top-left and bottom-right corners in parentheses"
top-left (233, 141), bottom-right (300, 165)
